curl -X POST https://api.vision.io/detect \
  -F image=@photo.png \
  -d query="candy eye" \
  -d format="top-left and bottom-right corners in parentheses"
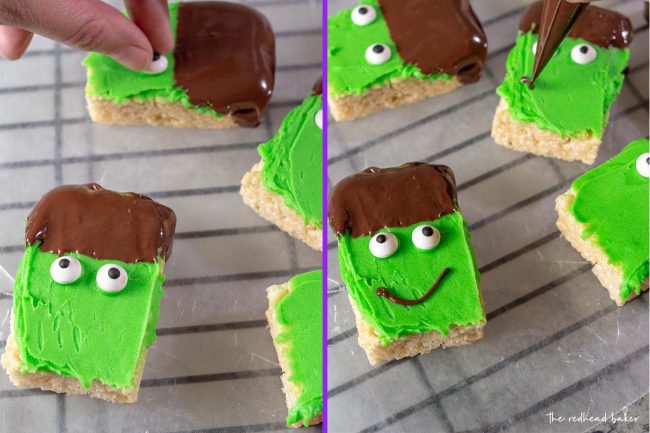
top-left (315, 109), bottom-right (323, 129)
top-left (365, 44), bottom-right (391, 65)
top-left (636, 153), bottom-right (650, 178)
top-left (50, 256), bottom-right (82, 284)
top-left (412, 225), bottom-right (441, 250)
top-left (571, 44), bottom-right (596, 65)
top-left (96, 264), bottom-right (128, 293)
top-left (351, 5), bottom-right (377, 26)
top-left (369, 232), bottom-right (398, 258)
top-left (146, 52), bottom-right (168, 74)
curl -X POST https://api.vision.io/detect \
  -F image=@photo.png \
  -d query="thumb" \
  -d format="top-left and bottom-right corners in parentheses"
top-left (0, 0), bottom-right (155, 70)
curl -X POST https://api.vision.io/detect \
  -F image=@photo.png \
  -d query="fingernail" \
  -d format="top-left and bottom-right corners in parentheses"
top-left (111, 45), bottom-right (151, 71)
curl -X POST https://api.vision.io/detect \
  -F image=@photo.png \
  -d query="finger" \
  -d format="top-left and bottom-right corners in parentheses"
top-left (0, 26), bottom-right (33, 60)
top-left (124, 0), bottom-right (174, 54)
top-left (2, 0), bottom-right (154, 70)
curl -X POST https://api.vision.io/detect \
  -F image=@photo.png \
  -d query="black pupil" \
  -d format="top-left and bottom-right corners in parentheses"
top-left (372, 45), bottom-right (384, 54)
top-left (646, 156), bottom-right (649, 165)
top-left (376, 234), bottom-right (387, 244)
top-left (359, 7), bottom-right (368, 14)
top-left (579, 45), bottom-right (589, 54)
top-left (422, 227), bottom-right (434, 237)
top-left (59, 258), bottom-right (70, 269)
top-left (108, 267), bottom-right (120, 279)
top-left (152, 52), bottom-right (160, 61)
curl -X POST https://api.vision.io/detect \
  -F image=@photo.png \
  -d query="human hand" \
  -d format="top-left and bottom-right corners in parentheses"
top-left (0, 0), bottom-right (173, 71)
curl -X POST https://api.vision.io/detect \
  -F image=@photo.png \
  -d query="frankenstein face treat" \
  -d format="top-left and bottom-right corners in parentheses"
top-left (241, 80), bottom-right (323, 250)
top-left (83, 2), bottom-right (275, 128)
top-left (266, 270), bottom-right (323, 427)
top-left (493, 2), bottom-right (632, 164)
top-left (556, 138), bottom-right (649, 305)
top-left (0, 184), bottom-right (176, 403)
top-left (327, 0), bottom-right (487, 121)
top-left (329, 163), bottom-right (486, 365)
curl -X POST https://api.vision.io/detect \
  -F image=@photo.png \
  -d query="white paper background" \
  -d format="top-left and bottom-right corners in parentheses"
top-left (0, 1), bottom-right (322, 432)
top-left (326, 0), bottom-right (649, 432)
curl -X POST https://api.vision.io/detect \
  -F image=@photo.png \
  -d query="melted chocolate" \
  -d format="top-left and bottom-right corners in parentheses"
top-left (26, 184), bottom-right (176, 263)
top-left (174, 2), bottom-right (276, 127)
top-left (377, 267), bottom-right (450, 306)
top-left (328, 163), bottom-right (459, 238)
top-left (378, 0), bottom-right (487, 84)
top-left (520, 1), bottom-right (633, 49)
top-left (312, 77), bottom-right (323, 96)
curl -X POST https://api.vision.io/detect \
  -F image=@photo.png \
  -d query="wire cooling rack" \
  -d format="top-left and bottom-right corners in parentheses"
top-left (326, 0), bottom-right (649, 432)
top-left (0, 1), bottom-right (322, 432)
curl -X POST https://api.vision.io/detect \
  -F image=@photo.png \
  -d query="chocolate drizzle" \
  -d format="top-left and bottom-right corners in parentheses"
top-left (26, 184), bottom-right (176, 263)
top-left (174, 2), bottom-right (276, 127)
top-left (377, 267), bottom-right (450, 306)
top-left (377, 0), bottom-right (487, 84)
top-left (328, 163), bottom-right (459, 238)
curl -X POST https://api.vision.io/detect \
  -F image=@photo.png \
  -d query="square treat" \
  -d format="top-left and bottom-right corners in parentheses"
top-left (0, 184), bottom-right (176, 403)
top-left (329, 163), bottom-right (486, 365)
top-left (241, 81), bottom-right (323, 251)
top-left (556, 138), bottom-right (649, 305)
top-left (492, 2), bottom-right (632, 164)
top-left (266, 270), bottom-right (323, 427)
top-left (327, 0), bottom-right (487, 121)
top-left (83, 2), bottom-right (275, 128)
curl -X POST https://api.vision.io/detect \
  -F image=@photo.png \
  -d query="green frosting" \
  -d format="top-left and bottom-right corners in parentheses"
top-left (274, 270), bottom-right (323, 427)
top-left (13, 244), bottom-right (164, 389)
top-left (82, 3), bottom-right (222, 119)
top-left (497, 31), bottom-right (628, 138)
top-left (338, 212), bottom-right (485, 345)
top-left (569, 138), bottom-right (649, 299)
top-left (259, 94), bottom-right (323, 228)
top-left (327, 0), bottom-right (452, 96)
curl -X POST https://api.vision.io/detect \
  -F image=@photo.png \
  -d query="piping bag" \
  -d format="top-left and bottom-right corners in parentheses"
top-left (521, 0), bottom-right (590, 88)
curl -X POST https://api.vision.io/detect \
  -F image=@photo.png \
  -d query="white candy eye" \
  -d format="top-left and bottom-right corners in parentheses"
top-left (636, 153), bottom-right (650, 178)
top-left (365, 44), bottom-right (391, 65)
top-left (96, 264), bottom-right (128, 293)
top-left (571, 44), bottom-right (596, 65)
top-left (50, 256), bottom-right (82, 284)
top-left (369, 232), bottom-right (398, 258)
top-left (412, 225), bottom-right (441, 250)
top-left (351, 5), bottom-right (377, 26)
top-left (315, 109), bottom-right (323, 129)
top-left (146, 53), bottom-right (168, 74)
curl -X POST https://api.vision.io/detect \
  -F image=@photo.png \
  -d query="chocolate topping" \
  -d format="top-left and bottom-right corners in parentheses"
top-left (519, 1), bottom-right (633, 49)
top-left (312, 77), bottom-right (323, 96)
top-left (378, 0), bottom-right (487, 84)
top-left (377, 267), bottom-right (450, 306)
top-left (26, 184), bottom-right (177, 263)
top-left (328, 163), bottom-right (459, 238)
top-left (174, 2), bottom-right (276, 127)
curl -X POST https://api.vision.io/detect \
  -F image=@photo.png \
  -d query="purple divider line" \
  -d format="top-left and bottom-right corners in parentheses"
top-left (321, 0), bottom-right (329, 430)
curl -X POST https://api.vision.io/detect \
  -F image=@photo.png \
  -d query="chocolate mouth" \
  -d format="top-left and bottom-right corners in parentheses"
top-left (376, 267), bottom-right (450, 306)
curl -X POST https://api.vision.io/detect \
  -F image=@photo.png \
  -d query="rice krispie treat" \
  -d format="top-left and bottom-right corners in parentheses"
top-left (83, 2), bottom-right (275, 128)
top-left (329, 163), bottom-right (486, 365)
top-left (266, 270), bottom-right (323, 427)
top-left (492, 2), bottom-right (632, 164)
top-left (556, 138), bottom-right (649, 305)
top-left (327, 0), bottom-right (487, 121)
top-left (241, 80), bottom-right (323, 251)
top-left (1, 184), bottom-right (176, 403)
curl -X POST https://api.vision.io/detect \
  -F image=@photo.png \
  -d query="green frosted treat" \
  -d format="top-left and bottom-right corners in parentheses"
top-left (2, 184), bottom-right (176, 402)
top-left (561, 138), bottom-right (649, 304)
top-left (268, 270), bottom-right (322, 427)
top-left (329, 163), bottom-right (486, 365)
